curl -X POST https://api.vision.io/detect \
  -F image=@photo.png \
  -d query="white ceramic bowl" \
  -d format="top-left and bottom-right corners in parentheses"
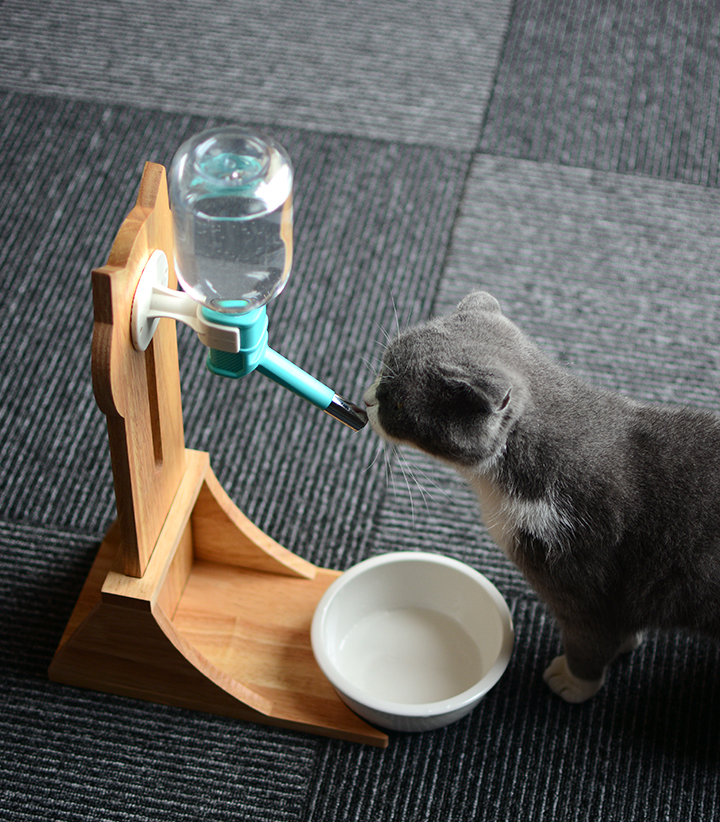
top-left (311, 552), bottom-right (514, 732)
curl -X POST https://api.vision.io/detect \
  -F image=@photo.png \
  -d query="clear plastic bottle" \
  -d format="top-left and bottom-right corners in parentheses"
top-left (169, 126), bottom-right (293, 313)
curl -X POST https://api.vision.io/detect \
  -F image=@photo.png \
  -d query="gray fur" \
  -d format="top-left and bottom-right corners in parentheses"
top-left (364, 291), bottom-right (720, 701)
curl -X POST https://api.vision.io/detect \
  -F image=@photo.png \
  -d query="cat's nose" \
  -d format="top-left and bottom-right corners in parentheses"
top-left (363, 386), bottom-right (377, 407)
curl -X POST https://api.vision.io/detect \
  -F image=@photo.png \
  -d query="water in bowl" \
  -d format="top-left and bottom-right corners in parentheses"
top-left (336, 607), bottom-right (484, 704)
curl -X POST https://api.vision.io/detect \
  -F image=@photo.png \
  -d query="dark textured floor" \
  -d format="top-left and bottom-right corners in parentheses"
top-left (2, 1), bottom-right (720, 820)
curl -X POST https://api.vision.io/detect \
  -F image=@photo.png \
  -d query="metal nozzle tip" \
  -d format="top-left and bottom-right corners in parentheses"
top-left (324, 394), bottom-right (368, 431)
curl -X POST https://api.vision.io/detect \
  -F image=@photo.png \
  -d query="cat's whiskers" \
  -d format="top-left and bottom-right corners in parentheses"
top-left (393, 447), bottom-right (418, 527)
top-left (360, 354), bottom-right (384, 378)
top-left (401, 458), bottom-right (453, 502)
top-left (385, 446), bottom-right (401, 513)
top-left (390, 293), bottom-right (402, 337)
top-left (398, 452), bottom-right (430, 512)
top-left (364, 439), bottom-right (387, 473)
top-left (373, 320), bottom-right (393, 349)
top-left (380, 445), bottom-right (459, 529)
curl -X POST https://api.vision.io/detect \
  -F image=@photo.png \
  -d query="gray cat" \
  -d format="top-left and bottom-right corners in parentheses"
top-left (364, 291), bottom-right (720, 702)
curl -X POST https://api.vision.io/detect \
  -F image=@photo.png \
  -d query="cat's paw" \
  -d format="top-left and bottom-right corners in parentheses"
top-left (617, 632), bottom-right (644, 655)
top-left (543, 655), bottom-right (604, 703)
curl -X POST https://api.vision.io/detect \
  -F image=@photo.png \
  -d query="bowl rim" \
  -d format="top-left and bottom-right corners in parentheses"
top-left (311, 551), bottom-right (514, 718)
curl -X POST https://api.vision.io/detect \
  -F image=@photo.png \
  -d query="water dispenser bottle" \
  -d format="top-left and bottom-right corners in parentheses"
top-left (169, 126), bottom-right (293, 313)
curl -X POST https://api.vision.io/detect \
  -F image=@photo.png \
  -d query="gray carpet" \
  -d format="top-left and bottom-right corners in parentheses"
top-left (0, 0), bottom-right (509, 147)
top-left (2, 1), bottom-right (720, 820)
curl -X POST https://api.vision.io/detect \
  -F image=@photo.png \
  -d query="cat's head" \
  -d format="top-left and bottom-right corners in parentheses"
top-left (364, 291), bottom-right (529, 467)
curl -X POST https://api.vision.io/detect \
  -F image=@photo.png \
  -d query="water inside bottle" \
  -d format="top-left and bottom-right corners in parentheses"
top-left (173, 192), bottom-right (293, 312)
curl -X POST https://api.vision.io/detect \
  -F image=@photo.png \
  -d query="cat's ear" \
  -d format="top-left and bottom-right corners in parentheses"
top-left (457, 291), bottom-right (502, 314)
top-left (441, 366), bottom-right (512, 414)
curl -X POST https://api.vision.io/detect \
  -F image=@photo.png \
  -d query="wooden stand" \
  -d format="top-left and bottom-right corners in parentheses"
top-left (49, 162), bottom-right (388, 747)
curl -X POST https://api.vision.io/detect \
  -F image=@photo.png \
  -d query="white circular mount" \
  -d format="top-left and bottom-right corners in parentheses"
top-left (131, 249), bottom-right (169, 351)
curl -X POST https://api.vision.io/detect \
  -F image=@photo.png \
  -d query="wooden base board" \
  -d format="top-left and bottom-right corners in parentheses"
top-left (49, 451), bottom-right (388, 747)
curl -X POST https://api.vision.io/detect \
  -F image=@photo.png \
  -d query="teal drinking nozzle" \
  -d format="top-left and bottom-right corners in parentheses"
top-left (202, 306), bottom-right (367, 430)
top-left (166, 126), bottom-right (368, 431)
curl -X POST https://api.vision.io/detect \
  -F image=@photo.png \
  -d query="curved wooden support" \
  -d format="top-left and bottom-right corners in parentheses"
top-left (192, 465), bottom-right (317, 578)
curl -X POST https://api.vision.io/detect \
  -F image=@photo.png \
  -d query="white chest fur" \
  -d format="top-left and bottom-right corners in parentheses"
top-left (464, 471), bottom-right (571, 553)
top-left (465, 473), bottom-right (518, 555)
